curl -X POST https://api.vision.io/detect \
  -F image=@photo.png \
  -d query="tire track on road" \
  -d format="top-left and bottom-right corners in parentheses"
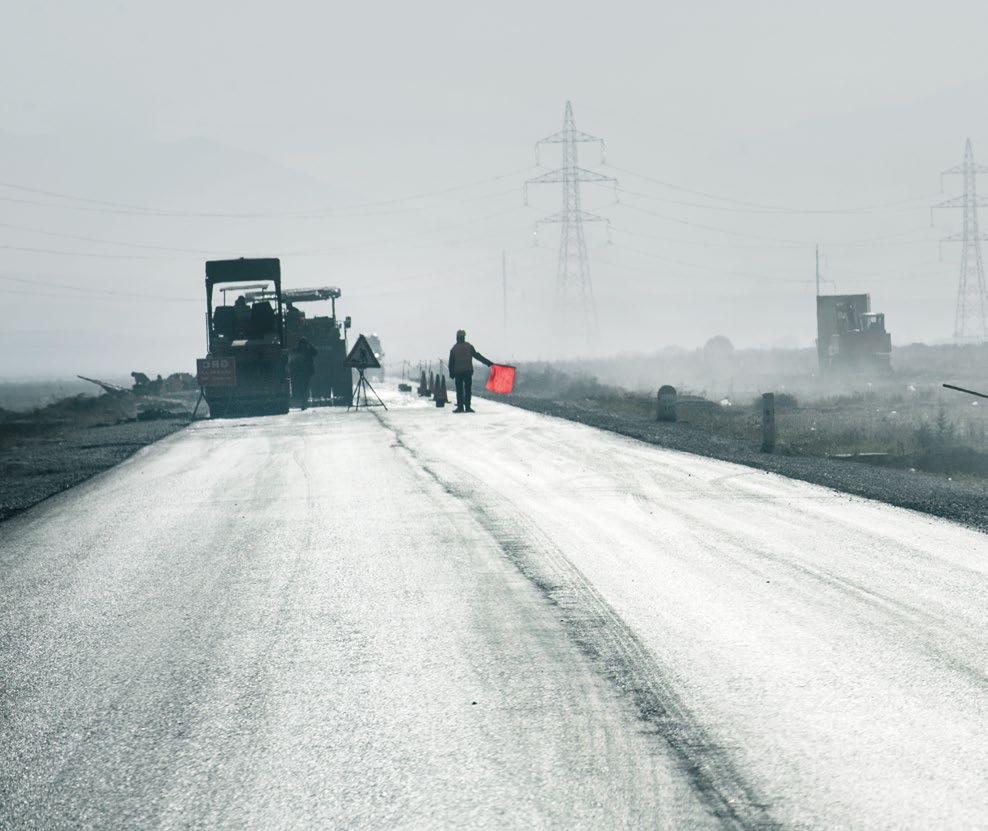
top-left (380, 413), bottom-right (779, 831)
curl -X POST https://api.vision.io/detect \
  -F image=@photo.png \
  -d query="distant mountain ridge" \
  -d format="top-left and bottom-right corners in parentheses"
top-left (0, 129), bottom-right (350, 214)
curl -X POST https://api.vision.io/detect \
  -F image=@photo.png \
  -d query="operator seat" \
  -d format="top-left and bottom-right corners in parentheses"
top-left (248, 301), bottom-right (276, 339)
top-left (213, 306), bottom-right (236, 341)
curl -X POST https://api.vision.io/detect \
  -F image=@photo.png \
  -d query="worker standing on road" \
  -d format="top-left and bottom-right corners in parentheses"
top-left (448, 329), bottom-right (492, 413)
top-left (290, 337), bottom-right (318, 410)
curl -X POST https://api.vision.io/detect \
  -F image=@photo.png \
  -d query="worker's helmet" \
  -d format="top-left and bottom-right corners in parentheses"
top-left (456, 329), bottom-right (466, 341)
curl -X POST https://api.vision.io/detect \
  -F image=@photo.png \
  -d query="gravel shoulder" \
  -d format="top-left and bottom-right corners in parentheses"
top-left (496, 395), bottom-right (988, 533)
top-left (0, 419), bottom-right (187, 522)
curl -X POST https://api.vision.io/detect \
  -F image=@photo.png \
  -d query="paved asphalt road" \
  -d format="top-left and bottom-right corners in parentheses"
top-left (1, 392), bottom-right (985, 829)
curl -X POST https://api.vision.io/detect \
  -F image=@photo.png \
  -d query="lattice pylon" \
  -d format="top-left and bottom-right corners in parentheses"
top-left (525, 102), bottom-right (616, 349)
top-left (935, 138), bottom-right (988, 341)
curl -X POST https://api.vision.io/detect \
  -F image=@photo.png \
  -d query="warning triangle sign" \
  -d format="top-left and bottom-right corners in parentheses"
top-left (344, 334), bottom-right (381, 369)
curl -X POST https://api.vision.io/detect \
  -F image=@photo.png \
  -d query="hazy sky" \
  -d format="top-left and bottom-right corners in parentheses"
top-left (2, 0), bottom-right (988, 376)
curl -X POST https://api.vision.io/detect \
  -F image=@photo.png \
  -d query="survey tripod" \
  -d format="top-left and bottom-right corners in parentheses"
top-left (349, 368), bottom-right (387, 411)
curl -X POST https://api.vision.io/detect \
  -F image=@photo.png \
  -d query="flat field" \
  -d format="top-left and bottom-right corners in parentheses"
top-left (512, 342), bottom-right (988, 479)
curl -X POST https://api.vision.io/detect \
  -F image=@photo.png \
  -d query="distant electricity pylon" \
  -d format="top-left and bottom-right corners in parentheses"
top-left (524, 101), bottom-right (616, 347)
top-left (934, 139), bottom-right (988, 341)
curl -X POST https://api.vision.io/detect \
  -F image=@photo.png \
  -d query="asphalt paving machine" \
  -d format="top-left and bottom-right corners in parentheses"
top-left (196, 258), bottom-right (290, 417)
top-left (244, 285), bottom-right (354, 406)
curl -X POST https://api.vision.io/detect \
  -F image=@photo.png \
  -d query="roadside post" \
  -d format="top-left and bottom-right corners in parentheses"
top-left (656, 385), bottom-right (677, 422)
top-left (761, 392), bottom-right (776, 453)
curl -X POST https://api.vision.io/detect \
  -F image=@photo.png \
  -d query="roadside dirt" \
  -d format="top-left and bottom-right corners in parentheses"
top-left (0, 394), bottom-right (190, 522)
top-left (0, 419), bottom-right (187, 522)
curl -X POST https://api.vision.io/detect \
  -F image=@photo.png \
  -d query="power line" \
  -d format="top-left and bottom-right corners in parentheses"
top-left (612, 222), bottom-right (937, 251)
top-left (599, 182), bottom-right (933, 217)
top-left (0, 286), bottom-right (200, 304)
top-left (0, 273), bottom-right (198, 302)
top-left (615, 197), bottom-right (937, 249)
top-left (281, 205), bottom-right (535, 256)
top-left (0, 201), bottom-right (539, 261)
top-left (612, 243), bottom-right (814, 283)
top-left (606, 163), bottom-right (937, 215)
top-left (0, 221), bottom-right (223, 255)
top-left (348, 243), bottom-right (554, 296)
top-left (611, 225), bottom-right (802, 250)
top-left (591, 258), bottom-right (815, 299)
top-left (0, 243), bottom-right (191, 261)
top-left (615, 198), bottom-right (814, 245)
top-left (826, 228), bottom-right (938, 248)
top-left (0, 166), bottom-right (537, 219)
top-left (598, 233), bottom-right (953, 295)
top-left (0, 242), bottom-right (554, 305)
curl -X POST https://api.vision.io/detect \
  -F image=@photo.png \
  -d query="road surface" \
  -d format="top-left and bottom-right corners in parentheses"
top-left (1, 392), bottom-right (985, 829)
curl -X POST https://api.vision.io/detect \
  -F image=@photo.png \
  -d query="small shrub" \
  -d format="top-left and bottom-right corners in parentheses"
top-left (934, 404), bottom-right (955, 446)
top-left (915, 422), bottom-right (934, 450)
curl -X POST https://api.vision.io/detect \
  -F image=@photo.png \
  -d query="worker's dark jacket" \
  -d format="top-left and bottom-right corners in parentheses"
top-left (292, 344), bottom-right (318, 376)
top-left (449, 341), bottom-right (491, 376)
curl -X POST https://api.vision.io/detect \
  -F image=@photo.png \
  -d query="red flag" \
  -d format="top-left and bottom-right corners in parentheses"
top-left (485, 364), bottom-right (516, 395)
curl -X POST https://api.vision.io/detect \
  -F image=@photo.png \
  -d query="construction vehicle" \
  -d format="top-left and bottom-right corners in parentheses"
top-left (197, 258), bottom-right (290, 417)
top-left (245, 285), bottom-right (354, 406)
top-left (816, 293), bottom-right (892, 373)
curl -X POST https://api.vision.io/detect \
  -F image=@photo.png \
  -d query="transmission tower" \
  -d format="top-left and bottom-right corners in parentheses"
top-left (524, 101), bottom-right (616, 347)
top-left (934, 139), bottom-right (988, 341)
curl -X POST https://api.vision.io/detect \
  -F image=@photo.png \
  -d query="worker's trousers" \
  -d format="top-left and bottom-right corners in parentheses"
top-left (453, 372), bottom-right (473, 410)
top-left (293, 373), bottom-right (312, 409)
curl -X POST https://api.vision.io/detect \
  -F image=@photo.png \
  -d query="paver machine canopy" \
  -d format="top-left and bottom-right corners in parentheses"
top-left (245, 285), bottom-right (354, 406)
top-left (197, 257), bottom-right (290, 417)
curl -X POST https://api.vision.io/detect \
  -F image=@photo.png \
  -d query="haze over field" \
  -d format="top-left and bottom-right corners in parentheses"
top-left (2, 0), bottom-right (988, 375)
